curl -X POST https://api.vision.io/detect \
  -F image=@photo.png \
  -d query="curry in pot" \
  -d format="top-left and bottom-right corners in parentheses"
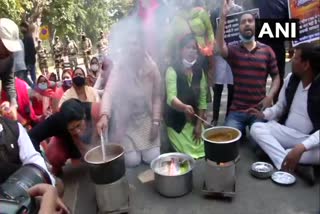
top-left (207, 130), bottom-right (239, 142)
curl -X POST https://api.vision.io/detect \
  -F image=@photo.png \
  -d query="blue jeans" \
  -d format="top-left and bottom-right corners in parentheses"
top-left (224, 111), bottom-right (265, 135)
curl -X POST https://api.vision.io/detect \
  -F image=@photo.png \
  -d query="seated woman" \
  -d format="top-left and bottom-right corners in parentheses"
top-left (59, 67), bottom-right (100, 107)
top-left (29, 99), bottom-right (100, 176)
top-left (97, 28), bottom-right (161, 168)
top-left (61, 69), bottom-right (73, 92)
top-left (31, 75), bottom-right (63, 119)
top-left (87, 57), bottom-right (100, 87)
top-left (164, 34), bottom-right (207, 159)
top-left (48, 72), bottom-right (58, 83)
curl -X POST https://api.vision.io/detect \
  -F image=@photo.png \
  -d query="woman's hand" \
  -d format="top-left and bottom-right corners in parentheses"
top-left (183, 105), bottom-right (195, 117)
top-left (28, 184), bottom-right (70, 214)
top-left (150, 122), bottom-right (160, 141)
top-left (96, 114), bottom-right (109, 136)
top-left (193, 122), bottom-right (202, 145)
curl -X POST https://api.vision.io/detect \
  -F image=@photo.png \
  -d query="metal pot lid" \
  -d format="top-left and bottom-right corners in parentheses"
top-left (271, 171), bottom-right (296, 185)
top-left (251, 162), bottom-right (274, 173)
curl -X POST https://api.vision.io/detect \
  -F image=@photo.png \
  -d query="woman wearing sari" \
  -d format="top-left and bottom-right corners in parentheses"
top-left (31, 75), bottom-right (63, 119)
top-left (59, 67), bottom-right (100, 107)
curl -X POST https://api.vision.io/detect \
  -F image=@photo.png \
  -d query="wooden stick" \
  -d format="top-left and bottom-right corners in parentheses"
top-left (194, 114), bottom-right (213, 127)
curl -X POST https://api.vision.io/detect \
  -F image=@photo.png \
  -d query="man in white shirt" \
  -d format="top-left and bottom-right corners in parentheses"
top-left (0, 116), bottom-right (55, 186)
top-left (248, 43), bottom-right (320, 184)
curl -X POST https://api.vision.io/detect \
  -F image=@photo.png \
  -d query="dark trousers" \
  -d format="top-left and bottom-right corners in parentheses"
top-left (15, 70), bottom-right (34, 88)
top-left (27, 64), bottom-right (36, 85)
top-left (212, 84), bottom-right (234, 122)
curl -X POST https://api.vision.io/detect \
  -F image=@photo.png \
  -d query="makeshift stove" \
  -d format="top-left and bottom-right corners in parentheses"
top-left (95, 175), bottom-right (130, 214)
top-left (202, 159), bottom-right (236, 198)
top-left (84, 144), bottom-right (130, 214)
top-left (201, 126), bottom-right (242, 198)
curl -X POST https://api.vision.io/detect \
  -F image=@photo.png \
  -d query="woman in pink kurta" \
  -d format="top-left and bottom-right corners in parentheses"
top-left (97, 33), bottom-right (162, 168)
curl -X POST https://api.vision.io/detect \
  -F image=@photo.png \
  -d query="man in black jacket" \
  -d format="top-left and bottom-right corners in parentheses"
top-left (20, 21), bottom-right (37, 86)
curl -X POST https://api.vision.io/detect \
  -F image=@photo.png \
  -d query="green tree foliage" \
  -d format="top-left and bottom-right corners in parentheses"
top-left (43, 0), bottom-right (133, 42)
top-left (0, 0), bottom-right (135, 44)
top-left (0, 0), bottom-right (32, 23)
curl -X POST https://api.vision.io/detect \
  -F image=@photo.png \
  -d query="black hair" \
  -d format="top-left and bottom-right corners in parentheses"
top-left (20, 21), bottom-right (29, 29)
top-left (239, 12), bottom-right (256, 25)
top-left (73, 67), bottom-right (86, 77)
top-left (171, 33), bottom-right (202, 75)
top-left (295, 43), bottom-right (320, 76)
top-left (90, 57), bottom-right (99, 64)
top-left (60, 99), bottom-right (86, 123)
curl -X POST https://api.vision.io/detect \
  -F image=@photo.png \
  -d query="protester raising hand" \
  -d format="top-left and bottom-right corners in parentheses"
top-left (222, 0), bottom-right (232, 18)
top-left (28, 184), bottom-right (70, 214)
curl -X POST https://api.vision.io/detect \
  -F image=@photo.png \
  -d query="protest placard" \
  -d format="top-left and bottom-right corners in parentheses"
top-left (288, 0), bottom-right (320, 46)
top-left (216, 8), bottom-right (260, 45)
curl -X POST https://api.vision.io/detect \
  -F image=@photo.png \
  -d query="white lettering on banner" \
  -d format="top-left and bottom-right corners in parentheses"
top-left (258, 23), bottom-right (274, 38)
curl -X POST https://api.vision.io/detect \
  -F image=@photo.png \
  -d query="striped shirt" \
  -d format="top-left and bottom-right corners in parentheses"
top-left (227, 42), bottom-right (279, 111)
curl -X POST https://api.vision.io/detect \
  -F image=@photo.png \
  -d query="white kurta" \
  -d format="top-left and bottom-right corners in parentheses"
top-left (250, 73), bottom-right (320, 169)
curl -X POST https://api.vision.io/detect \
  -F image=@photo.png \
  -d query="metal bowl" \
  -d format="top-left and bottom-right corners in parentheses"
top-left (271, 171), bottom-right (296, 186)
top-left (250, 162), bottom-right (274, 179)
top-left (150, 153), bottom-right (195, 197)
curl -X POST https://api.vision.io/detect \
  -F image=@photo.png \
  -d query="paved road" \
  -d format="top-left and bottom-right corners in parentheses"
top-left (61, 61), bottom-right (320, 214)
top-left (62, 145), bottom-right (319, 214)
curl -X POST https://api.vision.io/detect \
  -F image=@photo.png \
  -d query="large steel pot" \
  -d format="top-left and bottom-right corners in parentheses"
top-left (84, 144), bottom-right (125, 185)
top-left (150, 153), bottom-right (195, 198)
top-left (202, 126), bottom-right (241, 163)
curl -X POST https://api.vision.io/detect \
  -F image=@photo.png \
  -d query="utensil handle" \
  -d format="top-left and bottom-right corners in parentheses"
top-left (194, 114), bottom-right (212, 127)
top-left (100, 133), bottom-right (106, 161)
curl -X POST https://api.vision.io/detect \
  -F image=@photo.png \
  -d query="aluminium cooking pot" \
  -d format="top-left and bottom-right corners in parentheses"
top-left (84, 144), bottom-right (125, 185)
top-left (150, 153), bottom-right (195, 198)
top-left (202, 126), bottom-right (242, 163)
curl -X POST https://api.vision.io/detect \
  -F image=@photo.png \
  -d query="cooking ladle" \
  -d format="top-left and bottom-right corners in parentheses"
top-left (100, 134), bottom-right (106, 162)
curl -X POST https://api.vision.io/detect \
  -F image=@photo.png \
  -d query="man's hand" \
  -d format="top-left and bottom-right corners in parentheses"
top-left (150, 122), bottom-right (160, 141)
top-left (258, 96), bottom-right (273, 111)
top-left (96, 114), bottom-right (109, 136)
top-left (28, 184), bottom-right (70, 214)
top-left (245, 108), bottom-right (265, 119)
top-left (281, 144), bottom-right (306, 172)
top-left (193, 122), bottom-right (202, 145)
top-left (221, 0), bottom-right (232, 18)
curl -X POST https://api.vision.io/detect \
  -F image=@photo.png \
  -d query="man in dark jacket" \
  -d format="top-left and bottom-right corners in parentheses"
top-left (249, 43), bottom-right (320, 185)
top-left (20, 21), bottom-right (37, 85)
